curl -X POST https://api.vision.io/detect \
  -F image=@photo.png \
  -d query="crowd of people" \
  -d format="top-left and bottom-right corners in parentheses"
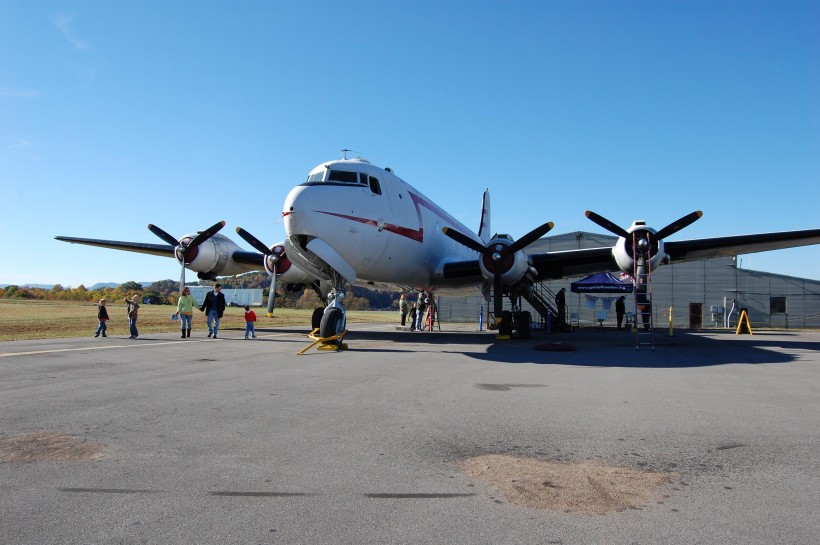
top-left (94, 284), bottom-right (441, 339)
top-left (92, 283), bottom-right (257, 340)
top-left (399, 290), bottom-right (438, 331)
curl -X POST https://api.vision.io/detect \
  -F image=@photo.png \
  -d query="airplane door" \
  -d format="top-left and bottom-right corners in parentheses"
top-left (357, 174), bottom-right (393, 274)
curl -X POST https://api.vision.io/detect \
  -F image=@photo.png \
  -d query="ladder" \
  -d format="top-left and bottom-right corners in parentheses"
top-left (633, 233), bottom-right (654, 350)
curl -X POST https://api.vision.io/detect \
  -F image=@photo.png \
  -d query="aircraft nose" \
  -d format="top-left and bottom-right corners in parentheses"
top-left (283, 184), bottom-right (312, 233)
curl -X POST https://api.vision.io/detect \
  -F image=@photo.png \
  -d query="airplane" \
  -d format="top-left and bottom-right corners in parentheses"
top-left (56, 155), bottom-right (820, 342)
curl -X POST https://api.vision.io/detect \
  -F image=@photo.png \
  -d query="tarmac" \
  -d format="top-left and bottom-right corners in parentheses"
top-left (1, 322), bottom-right (819, 545)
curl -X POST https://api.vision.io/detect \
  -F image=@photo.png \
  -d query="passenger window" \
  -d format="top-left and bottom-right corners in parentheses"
top-left (369, 176), bottom-right (382, 195)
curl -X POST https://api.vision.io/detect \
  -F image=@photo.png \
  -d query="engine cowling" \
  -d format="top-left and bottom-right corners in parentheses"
top-left (264, 243), bottom-right (313, 285)
top-left (611, 221), bottom-right (667, 274)
top-left (477, 235), bottom-right (530, 286)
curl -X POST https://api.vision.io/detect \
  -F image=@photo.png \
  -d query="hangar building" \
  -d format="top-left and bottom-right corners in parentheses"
top-left (437, 231), bottom-right (820, 330)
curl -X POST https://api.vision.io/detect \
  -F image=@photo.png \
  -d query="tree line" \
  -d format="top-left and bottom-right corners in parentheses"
top-left (1, 272), bottom-right (404, 311)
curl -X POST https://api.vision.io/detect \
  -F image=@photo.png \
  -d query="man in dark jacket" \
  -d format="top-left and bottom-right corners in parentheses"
top-left (201, 283), bottom-right (226, 338)
top-left (615, 296), bottom-right (626, 330)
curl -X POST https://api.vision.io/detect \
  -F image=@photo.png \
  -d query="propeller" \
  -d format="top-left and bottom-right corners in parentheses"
top-left (585, 211), bottom-right (703, 325)
top-left (444, 221), bottom-right (554, 327)
top-left (585, 210), bottom-right (702, 259)
top-left (147, 220), bottom-right (226, 294)
top-left (235, 227), bottom-right (283, 317)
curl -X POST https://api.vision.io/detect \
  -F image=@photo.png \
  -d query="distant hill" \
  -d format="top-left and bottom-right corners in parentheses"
top-left (88, 282), bottom-right (120, 290)
top-left (2, 281), bottom-right (155, 290)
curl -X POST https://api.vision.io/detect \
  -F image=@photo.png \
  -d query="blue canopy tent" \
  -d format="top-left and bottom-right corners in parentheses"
top-left (570, 272), bottom-right (633, 293)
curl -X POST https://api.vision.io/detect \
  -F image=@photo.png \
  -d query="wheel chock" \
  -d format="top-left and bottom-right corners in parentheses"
top-left (297, 329), bottom-right (349, 355)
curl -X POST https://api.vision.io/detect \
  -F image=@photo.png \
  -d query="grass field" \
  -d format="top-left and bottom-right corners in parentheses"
top-left (0, 300), bottom-right (395, 341)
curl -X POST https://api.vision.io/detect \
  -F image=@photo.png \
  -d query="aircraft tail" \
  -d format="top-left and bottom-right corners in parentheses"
top-left (478, 189), bottom-right (491, 244)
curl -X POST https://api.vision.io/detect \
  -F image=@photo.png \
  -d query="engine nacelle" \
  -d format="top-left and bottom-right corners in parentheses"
top-left (477, 235), bottom-right (530, 286)
top-left (264, 243), bottom-right (314, 285)
top-left (611, 221), bottom-right (667, 274)
top-left (177, 233), bottom-right (245, 277)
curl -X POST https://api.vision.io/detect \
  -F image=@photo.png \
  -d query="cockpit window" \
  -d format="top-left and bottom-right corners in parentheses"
top-left (369, 176), bottom-right (382, 195)
top-left (359, 173), bottom-right (368, 185)
top-left (328, 170), bottom-right (359, 184)
top-left (307, 171), bottom-right (324, 183)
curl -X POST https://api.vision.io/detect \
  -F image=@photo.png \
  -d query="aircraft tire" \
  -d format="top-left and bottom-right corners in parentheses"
top-left (519, 311), bottom-right (532, 339)
top-left (499, 310), bottom-right (513, 337)
top-left (319, 307), bottom-right (343, 340)
top-left (311, 307), bottom-right (324, 330)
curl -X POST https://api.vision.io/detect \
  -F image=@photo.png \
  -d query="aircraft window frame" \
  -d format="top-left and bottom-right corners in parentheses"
top-left (328, 170), bottom-right (360, 184)
top-left (369, 176), bottom-right (382, 195)
top-left (359, 173), bottom-right (368, 185)
top-left (307, 171), bottom-right (325, 183)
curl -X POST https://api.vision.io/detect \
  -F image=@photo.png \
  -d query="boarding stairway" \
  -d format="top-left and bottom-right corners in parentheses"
top-left (634, 234), bottom-right (655, 350)
top-left (489, 282), bottom-right (563, 333)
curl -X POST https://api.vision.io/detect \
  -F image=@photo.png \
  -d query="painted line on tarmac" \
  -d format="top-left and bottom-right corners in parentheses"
top-left (0, 334), bottom-right (294, 358)
top-left (0, 340), bottom-right (191, 358)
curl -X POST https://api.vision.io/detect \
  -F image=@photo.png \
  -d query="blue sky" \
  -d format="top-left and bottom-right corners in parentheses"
top-left (2, 0), bottom-right (818, 287)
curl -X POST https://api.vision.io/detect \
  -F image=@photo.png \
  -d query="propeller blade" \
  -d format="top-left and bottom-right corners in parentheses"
top-left (507, 221), bottom-right (554, 254)
top-left (236, 227), bottom-right (273, 255)
top-left (585, 211), bottom-right (630, 239)
top-left (266, 263), bottom-right (277, 317)
top-left (147, 224), bottom-right (180, 246)
top-left (442, 227), bottom-right (487, 254)
top-left (654, 211), bottom-right (703, 240)
top-left (187, 220), bottom-right (226, 252)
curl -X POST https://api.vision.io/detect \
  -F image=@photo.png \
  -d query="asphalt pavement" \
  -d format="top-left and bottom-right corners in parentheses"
top-left (1, 323), bottom-right (818, 544)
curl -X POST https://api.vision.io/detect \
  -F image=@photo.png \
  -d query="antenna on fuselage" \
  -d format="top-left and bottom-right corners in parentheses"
top-left (340, 148), bottom-right (364, 160)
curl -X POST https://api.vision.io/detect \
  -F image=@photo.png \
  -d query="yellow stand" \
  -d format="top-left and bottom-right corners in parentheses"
top-left (297, 328), bottom-right (349, 355)
top-left (735, 310), bottom-right (753, 335)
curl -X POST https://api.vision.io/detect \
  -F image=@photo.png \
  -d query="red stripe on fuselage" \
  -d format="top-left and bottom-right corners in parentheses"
top-left (313, 191), bottom-right (473, 244)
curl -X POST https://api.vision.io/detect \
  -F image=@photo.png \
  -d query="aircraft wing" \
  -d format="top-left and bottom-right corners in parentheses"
top-left (526, 228), bottom-right (820, 280)
top-left (442, 228), bottom-right (820, 283)
top-left (55, 236), bottom-right (175, 258)
top-left (55, 235), bottom-right (265, 270)
top-left (664, 229), bottom-right (820, 262)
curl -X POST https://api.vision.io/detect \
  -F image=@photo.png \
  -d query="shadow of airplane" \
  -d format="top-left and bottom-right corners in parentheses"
top-left (246, 325), bottom-right (820, 369)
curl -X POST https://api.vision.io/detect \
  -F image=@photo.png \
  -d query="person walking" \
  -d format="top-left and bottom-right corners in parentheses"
top-left (94, 299), bottom-right (109, 337)
top-left (244, 306), bottom-right (257, 339)
top-left (615, 296), bottom-right (626, 330)
top-left (200, 283), bottom-right (226, 338)
top-left (125, 294), bottom-right (140, 339)
top-left (399, 294), bottom-right (409, 326)
top-left (175, 287), bottom-right (197, 338)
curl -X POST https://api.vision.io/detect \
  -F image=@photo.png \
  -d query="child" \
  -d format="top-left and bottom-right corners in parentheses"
top-left (244, 305), bottom-right (257, 339)
top-left (95, 299), bottom-right (109, 337)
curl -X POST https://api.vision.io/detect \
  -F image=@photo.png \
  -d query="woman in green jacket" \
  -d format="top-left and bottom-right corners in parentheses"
top-left (175, 287), bottom-right (197, 338)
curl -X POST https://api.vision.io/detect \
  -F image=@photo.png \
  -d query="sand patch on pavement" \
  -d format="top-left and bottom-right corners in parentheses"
top-left (464, 454), bottom-right (674, 514)
top-left (0, 432), bottom-right (104, 462)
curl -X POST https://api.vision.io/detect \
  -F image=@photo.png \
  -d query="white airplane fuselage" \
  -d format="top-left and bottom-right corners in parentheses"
top-left (282, 159), bottom-right (481, 293)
